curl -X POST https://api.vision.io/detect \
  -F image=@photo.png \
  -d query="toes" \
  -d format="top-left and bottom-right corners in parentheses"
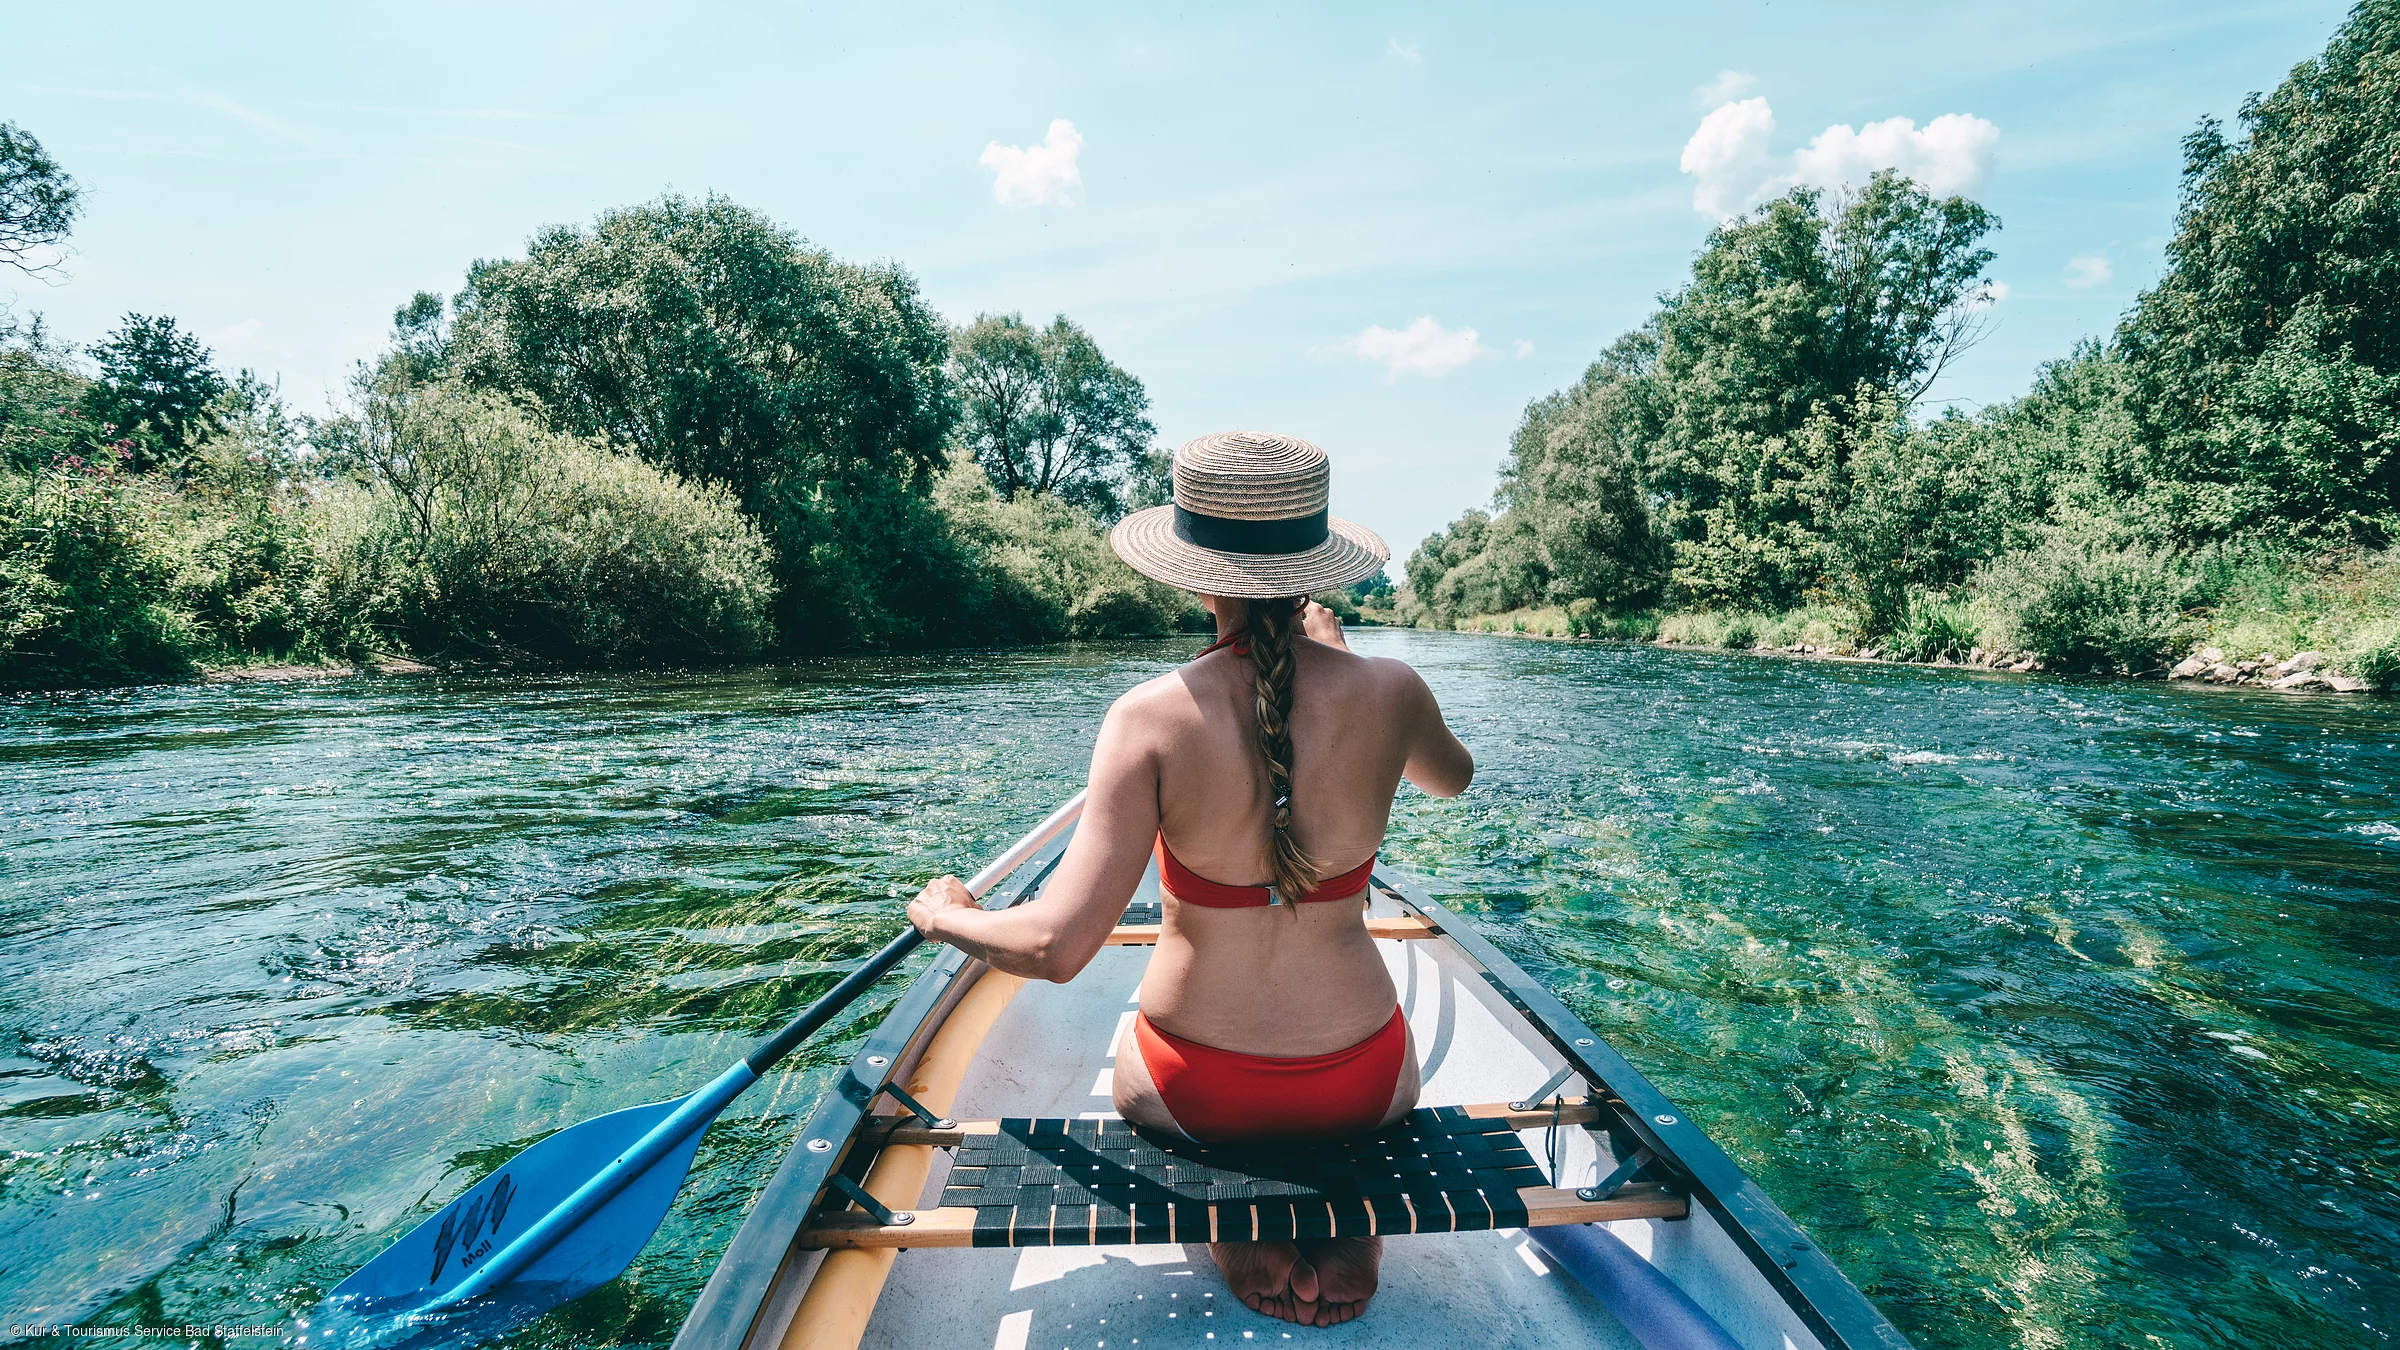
top-left (1287, 1255), bottom-right (1321, 1305)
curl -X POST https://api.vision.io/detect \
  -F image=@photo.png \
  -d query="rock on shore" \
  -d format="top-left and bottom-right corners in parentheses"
top-left (2166, 646), bottom-right (2370, 692)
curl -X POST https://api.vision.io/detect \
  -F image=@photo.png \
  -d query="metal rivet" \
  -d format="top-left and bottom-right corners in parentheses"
top-left (1654, 1113), bottom-right (1679, 1126)
top-left (865, 1055), bottom-right (888, 1067)
top-left (934, 1118), bottom-right (956, 1130)
top-left (806, 1138), bottom-right (832, 1153)
top-left (1575, 1038), bottom-right (1594, 1047)
top-left (891, 1210), bottom-right (915, 1225)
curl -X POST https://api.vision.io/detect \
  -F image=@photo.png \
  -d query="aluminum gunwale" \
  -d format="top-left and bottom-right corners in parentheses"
top-left (669, 832), bottom-right (1076, 1350)
top-left (1374, 871), bottom-right (1915, 1350)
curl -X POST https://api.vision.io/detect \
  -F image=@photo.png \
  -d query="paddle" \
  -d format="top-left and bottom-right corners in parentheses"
top-left (302, 791), bottom-right (1088, 1344)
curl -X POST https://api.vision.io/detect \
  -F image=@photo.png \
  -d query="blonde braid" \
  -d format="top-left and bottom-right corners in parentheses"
top-left (1249, 598), bottom-right (1321, 903)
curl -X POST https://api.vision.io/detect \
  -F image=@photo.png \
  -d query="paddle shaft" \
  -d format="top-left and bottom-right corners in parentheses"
top-left (426, 790), bottom-right (1087, 1312)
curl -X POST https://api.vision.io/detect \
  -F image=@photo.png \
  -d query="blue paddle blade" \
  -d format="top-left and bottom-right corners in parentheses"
top-left (300, 1095), bottom-right (708, 1344)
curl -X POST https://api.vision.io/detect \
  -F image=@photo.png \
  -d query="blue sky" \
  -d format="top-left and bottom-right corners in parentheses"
top-left (1, 0), bottom-right (2351, 563)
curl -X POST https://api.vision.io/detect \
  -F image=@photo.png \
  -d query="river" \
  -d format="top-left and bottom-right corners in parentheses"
top-left (3, 630), bottom-right (2394, 1349)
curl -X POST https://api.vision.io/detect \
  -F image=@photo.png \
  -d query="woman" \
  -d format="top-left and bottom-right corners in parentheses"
top-left (908, 430), bottom-right (1474, 1329)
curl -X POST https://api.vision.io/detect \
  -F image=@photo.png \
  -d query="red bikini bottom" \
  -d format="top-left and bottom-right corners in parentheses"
top-left (1130, 1006), bottom-right (1408, 1143)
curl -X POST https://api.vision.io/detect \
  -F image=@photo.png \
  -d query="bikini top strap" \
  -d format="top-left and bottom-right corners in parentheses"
top-left (1195, 629), bottom-right (1251, 660)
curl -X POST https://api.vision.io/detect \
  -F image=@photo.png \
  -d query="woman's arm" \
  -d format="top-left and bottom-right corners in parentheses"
top-left (1399, 666), bottom-right (1473, 798)
top-left (907, 693), bottom-right (1161, 982)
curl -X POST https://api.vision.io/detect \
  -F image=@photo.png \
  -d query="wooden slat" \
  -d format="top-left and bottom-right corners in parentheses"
top-left (867, 1098), bottom-right (1601, 1148)
top-left (799, 1182), bottom-right (1685, 1250)
top-left (1103, 913), bottom-right (1440, 946)
top-left (1462, 1098), bottom-right (1606, 1130)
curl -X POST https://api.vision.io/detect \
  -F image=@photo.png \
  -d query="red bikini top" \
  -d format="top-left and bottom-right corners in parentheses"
top-left (1155, 835), bottom-right (1375, 908)
top-left (1196, 629), bottom-right (1251, 658)
top-left (1164, 625), bottom-right (1376, 906)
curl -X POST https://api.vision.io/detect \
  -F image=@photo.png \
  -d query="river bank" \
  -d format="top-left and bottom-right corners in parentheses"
top-left (1437, 604), bottom-right (2392, 696)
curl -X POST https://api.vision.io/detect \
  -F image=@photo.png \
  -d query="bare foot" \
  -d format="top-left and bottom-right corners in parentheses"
top-left (1210, 1240), bottom-right (1318, 1324)
top-left (1295, 1237), bottom-right (1382, 1327)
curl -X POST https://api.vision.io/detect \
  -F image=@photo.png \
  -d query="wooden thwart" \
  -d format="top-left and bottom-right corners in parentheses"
top-left (807, 1098), bottom-right (1676, 1252)
top-left (1104, 913), bottom-right (1440, 946)
top-left (801, 1183), bottom-right (1684, 1250)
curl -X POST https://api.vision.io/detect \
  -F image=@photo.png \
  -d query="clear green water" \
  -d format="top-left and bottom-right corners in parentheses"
top-left (3, 630), bottom-right (2394, 1349)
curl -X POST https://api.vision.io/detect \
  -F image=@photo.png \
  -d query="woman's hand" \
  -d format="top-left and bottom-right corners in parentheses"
top-left (1300, 599), bottom-right (1349, 650)
top-left (907, 874), bottom-right (978, 941)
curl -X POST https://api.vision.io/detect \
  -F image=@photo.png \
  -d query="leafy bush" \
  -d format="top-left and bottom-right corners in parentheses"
top-left (0, 455), bottom-right (195, 687)
top-left (2338, 616), bottom-right (2400, 689)
top-left (171, 488), bottom-right (322, 660)
top-left (332, 382), bottom-right (776, 665)
top-left (1658, 610), bottom-right (1777, 649)
top-left (1655, 611), bottom-right (1725, 646)
top-left (1592, 609), bottom-right (1662, 641)
top-left (0, 319), bottom-right (98, 475)
top-left (1886, 593), bottom-right (1983, 662)
top-left (932, 455), bottom-right (1197, 641)
top-left (1452, 606), bottom-right (1574, 638)
top-left (1975, 523), bottom-right (2198, 671)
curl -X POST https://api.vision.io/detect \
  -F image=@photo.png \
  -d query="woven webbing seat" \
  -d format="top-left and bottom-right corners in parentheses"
top-left (801, 1102), bottom-right (1683, 1250)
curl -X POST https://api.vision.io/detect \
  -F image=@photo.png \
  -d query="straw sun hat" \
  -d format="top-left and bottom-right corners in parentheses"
top-left (1110, 431), bottom-right (1390, 599)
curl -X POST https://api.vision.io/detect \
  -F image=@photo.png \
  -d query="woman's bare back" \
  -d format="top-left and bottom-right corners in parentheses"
top-left (902, 608), bottom-right (1471, 1053)
top-left (1119, 630), bottom-right (1469, 1055)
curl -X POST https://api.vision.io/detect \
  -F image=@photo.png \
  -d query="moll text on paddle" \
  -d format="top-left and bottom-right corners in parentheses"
top-left (431, 1171), bottom-right (519, 1283)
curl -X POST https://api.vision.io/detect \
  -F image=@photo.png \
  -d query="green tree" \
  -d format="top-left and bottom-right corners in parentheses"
top-left (448, 193), bottom-right (956, 649)
top-left (0, 316), bottom-right (96, 474)
top-left (2116, 0), bottom-right (2400, 542)
top-left (83, 314), bottom-right (228, 474)
top-left (1498, 356), bottom-right (1668, 610)
top-left (1643, 175), bottom-right (1996, 607)
top-left (1404, 509), bottom-right (1489, 613)
top-left (950, 313), bottom-right (1157, 519)
top-left (1409, 170), bottom-right (1998, 620)
top-left (0, 122), bottom-right (80, 276)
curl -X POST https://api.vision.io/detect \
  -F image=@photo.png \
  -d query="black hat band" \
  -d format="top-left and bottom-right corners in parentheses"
top-left (1172, 504), bottom-right (1330, 555)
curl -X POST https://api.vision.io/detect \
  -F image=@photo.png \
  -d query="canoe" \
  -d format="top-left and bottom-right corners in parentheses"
top-left (670, 824), bottom-right (1913, 1350)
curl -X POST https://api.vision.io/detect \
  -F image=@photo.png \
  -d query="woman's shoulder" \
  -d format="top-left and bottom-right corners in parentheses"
top-left (1300, 641), bottom-right (1428, 694)
top-left (1105, 667), bottom-right (1209, 729)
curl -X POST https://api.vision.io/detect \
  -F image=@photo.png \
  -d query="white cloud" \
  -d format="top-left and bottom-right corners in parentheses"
top-left (980, 119), bottom-right (1084, 207)
top-left (1512, 338), bottom-right (1535, 359)
top-left (1679, 97), bottom-right (1776, 219)
top-left (1386, 37), bottom-right (1422, 64)
top-left (1695, 69), bottom-right (1757, 106)
top-left (1342, 317), bottom-right (1488, 378)
top-left (1679, 99), bottom-right (1999, 219)
top-left (2063, 253), bottom-right (2113, 289)
top-left (1786, 112), bottom-right (1997, 199)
